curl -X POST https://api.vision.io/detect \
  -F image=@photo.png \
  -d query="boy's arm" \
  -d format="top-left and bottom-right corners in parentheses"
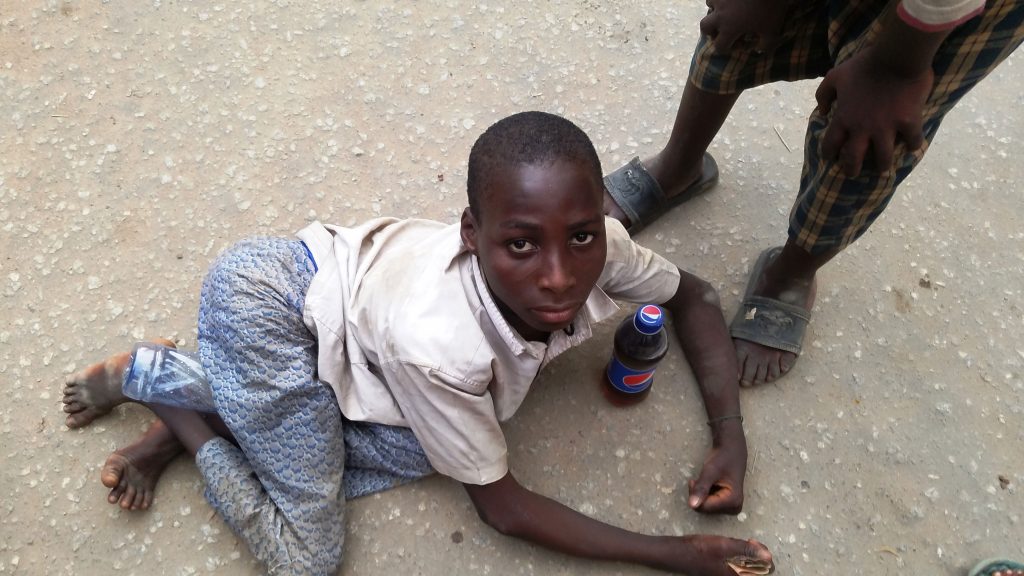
top-left (464, 473), bottom-right (673, 567)
top-left (660, 268), bottom-right (747, 515)
top-left (462, 472), bottom-right (771, 574)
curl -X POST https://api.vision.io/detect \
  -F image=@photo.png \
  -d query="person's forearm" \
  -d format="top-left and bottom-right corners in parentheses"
top-left (466, 475), bottom-right (685, 571)
top-left (662, 274), bottom-right (742, 427)
top-left (496, 490), bottom-right (668, 564)
top-left (868, 4), bottom-right (955, 77)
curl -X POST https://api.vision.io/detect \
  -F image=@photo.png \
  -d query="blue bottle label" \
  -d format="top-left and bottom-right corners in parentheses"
top-left (606, 358), bottom-right (655, 394)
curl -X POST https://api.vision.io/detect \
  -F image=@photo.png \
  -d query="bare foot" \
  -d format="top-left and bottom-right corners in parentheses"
top-left (62, 338), bottom-right (176, 428)
top-left (666, 536), bottom-right (773, 576)
top-left (101, 419), bottom-right (182, 510)
top-left (734, 264), bottom-right (817, 387)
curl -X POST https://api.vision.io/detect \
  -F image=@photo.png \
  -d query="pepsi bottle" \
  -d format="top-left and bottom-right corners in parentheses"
top-left (604, 304), bottom-right (669, 405)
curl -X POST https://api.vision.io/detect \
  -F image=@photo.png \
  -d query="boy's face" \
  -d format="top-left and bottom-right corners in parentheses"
top-left (461, 159), bottom-right (607, 342)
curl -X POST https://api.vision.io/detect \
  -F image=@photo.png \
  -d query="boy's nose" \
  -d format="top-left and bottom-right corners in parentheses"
top-left (538, 249), bottom-right (576, 293)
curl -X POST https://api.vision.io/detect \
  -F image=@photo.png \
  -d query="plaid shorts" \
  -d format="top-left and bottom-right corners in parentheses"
top-left (690, 0), bottom-right (1024, 253)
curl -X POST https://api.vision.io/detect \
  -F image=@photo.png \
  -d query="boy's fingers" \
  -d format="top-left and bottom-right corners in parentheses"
top-left (687, 478), bottom-right (706, 509)
top-left (840, 134), bottom-right (868, 177)
top-left (713, 29), bottom-right (744, 54)
top-left (701, 491), bottom-right (742, 515)
top-left (699, 13), bottom-right (719, 41)
top-left (689, 472), bottom-right (724, 510)
top-left (820, 123), bottom-right (847, 165)
top-left (814, 75), bottom-right (837, 115)
top-left (699, 14), bottom-right (743, 54)
top-left (899, 120), bottom-right (926, 152)
top-left (871, 134), bottom-right (895, 174)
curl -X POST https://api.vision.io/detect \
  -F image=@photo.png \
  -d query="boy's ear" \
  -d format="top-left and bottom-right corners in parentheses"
top-left (460, 207), bottom-right (479, 254)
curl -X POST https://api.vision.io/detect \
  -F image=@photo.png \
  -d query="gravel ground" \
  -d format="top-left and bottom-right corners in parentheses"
top-left (1, 2), bottom-right (1021, 575)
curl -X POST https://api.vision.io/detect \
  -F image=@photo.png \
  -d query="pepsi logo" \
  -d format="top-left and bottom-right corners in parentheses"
top-left (622, 371), bottom-right (653, 388)
top-left (640, 305), bottom-right (662, 324)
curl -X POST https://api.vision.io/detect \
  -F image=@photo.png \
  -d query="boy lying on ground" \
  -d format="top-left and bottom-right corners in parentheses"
top-left (63, 111), bottom-right (773, 576)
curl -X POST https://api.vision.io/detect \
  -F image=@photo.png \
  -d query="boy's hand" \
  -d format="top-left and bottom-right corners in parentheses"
top-left (815, 47), bottom-right (931, 177)
top-left (688, 423), bottom-right (747, 514)
top-left (814, 7), bottom-right (956, 178)
top-left (700, 0), bottom-right (790, 54)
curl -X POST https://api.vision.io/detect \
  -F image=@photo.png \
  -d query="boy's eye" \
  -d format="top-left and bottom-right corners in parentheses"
top-left (570, 232), bottom-right (595, 246)
top-left (508, 239), bottom-right (536, 253)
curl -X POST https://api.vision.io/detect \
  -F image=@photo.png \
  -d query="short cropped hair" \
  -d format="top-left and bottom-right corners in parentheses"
top-left (467, 111), bottom-right (603, 219)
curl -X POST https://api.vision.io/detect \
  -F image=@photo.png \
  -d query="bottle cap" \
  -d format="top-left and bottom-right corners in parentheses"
top-left (633, 304), bottom-right (664, 335)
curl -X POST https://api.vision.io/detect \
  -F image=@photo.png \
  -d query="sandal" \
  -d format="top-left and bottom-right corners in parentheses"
top-left (603, 153), bottom-right (718, 235)
top-left (729, 246), bottom-right (811, 356)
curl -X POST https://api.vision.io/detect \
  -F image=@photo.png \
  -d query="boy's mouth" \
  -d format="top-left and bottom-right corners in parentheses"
top-left (531, 304), bottom-right (579, 326)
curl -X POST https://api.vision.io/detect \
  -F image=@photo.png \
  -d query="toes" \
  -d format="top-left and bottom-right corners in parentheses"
top-left (131, 486), bottom-right (146, 510)
top-left (65, 412), bottom-right (90, 428)
top-left (736, 349), bottom-right (756, 387)
top-left (735, 340), bottom-right (800, 387)
top-left (107, 475), bottom-right (126, 504)
top-left (753, 360), bottom-right (768, 385)
top-left (62, 401), bottom-right (83, 413)
top-left (100, 460), bottom-right (122, 489)
top-left (66, 408), bottom-right (101, 428)
top-left (766, 354), bottom-right (782, 382)
top-left (121, 484), bottom-right (137, 509)
top-left (779, 353), bottom-right (796, 374)
top-left (141, 489), bottom-right (154, 510)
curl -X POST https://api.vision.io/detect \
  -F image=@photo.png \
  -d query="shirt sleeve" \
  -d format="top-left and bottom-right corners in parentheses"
top-left (897, 0), bottom-right (985, 31)
top-left (381, 358), bottom-right (509, 485)
top-left (598, 217), bottom-right (681, 304)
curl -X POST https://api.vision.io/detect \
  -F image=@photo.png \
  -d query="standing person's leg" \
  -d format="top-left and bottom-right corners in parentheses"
top-left (604, 2), bottom-right (833, 233)
top-left (732, 0), bottom-right (1024, 385)
top-left (194, 237), bottom-right (347, 575)
top-left (603, 84), bottom-right (739, 229)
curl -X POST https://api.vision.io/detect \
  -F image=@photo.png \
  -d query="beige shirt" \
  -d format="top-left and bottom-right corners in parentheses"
top-left (296, 216), bottom-right (680, 485)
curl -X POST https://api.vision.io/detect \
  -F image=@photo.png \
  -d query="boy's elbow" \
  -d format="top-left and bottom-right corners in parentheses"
top-left (697, 280), bottom-right (721, 308)
top-left (474, 502), bottom-right (521, 536)
top-left (464, 473), bottom-right (533, 538)
top-left (669, 273), bottom-right (721, 310)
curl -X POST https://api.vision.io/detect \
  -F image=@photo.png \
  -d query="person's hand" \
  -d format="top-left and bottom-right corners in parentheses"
top-left (699, 0), bottom-right (790, 54)
top-left (659, 535), bottom-right (773, 576)
top-left (688, 424), bottom-right (747, 514)
top-left (815, 47), bottom-right (932, 177)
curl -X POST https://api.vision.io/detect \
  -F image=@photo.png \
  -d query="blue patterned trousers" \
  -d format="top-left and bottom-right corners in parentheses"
top-left (192, 237), bottom-right (434, 575)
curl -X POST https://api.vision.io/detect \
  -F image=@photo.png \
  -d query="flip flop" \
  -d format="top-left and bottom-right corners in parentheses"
top-left (603, 153), bottom-right (719, 236)
top-left (969, 558), bottom-right (1024, 576)
top-left (729, 246), bottom-right (811, 356)
top-left (727, 555), bottom-right (775, 575)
